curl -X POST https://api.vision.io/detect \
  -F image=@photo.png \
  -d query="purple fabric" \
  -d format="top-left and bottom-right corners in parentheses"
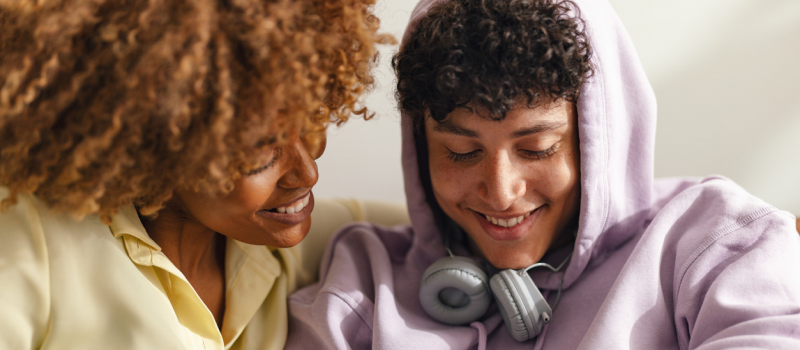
top-left (285, 0), bottom-right (800, 348)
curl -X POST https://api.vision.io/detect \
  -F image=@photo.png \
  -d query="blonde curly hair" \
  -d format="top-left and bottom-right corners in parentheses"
top-left (0, 0), bottom-right (391, 221)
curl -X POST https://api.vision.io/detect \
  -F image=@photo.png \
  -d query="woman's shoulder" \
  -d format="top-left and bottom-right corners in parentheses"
top-left (1, 187), bottom-right (45, 239)
top-left (0, 187), bottom-right (117, 247)
top-left (0, 186), bottom-right (50, 248)
top-left (0, 188), bottom-right (142, 296)
top-left (0, 189), bottom-right (55, 346)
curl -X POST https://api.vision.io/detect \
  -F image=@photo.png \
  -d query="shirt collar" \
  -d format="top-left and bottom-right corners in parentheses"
top-left (107, 204), bottom-right (162, 252)
top-left (107, 203), bottom-right (284, 347)
top-left (221, 240), bottom-right (283, 344)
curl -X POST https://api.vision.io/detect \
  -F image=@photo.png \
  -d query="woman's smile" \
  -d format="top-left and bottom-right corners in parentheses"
top-left (257, 192), bottom-right (315, 226)
top-left (264, 192), bottom-right (312, 214)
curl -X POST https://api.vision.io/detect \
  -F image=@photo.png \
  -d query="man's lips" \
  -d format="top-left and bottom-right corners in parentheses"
top-left (472, 206), bottom-right (544, 241)
top-left (256, 192), bottom-right (315, 226)
top-left (474, 206), bottom-right (540, 228)
top-left (482, 211), bottom-right (531, 228)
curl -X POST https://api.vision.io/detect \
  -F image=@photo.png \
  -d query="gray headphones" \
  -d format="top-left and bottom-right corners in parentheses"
top-left (419, 253), bottom-right (571, 342)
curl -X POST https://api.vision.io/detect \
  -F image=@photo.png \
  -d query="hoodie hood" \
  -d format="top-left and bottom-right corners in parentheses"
top-left (401, 0), bottom-right (657, 289)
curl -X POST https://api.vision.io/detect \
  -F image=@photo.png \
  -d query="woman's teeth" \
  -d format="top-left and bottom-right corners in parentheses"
top-left (275, 195), bottom-right (310, 214)
top-left (485, 212), bottom-right (531, 228)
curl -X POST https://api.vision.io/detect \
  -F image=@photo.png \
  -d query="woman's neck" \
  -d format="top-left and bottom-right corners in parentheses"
top-left (140, 202), bottom-right (227, 328)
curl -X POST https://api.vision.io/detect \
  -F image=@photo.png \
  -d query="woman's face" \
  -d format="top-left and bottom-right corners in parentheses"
top-left (426, 100), bottom-right (580, 269)
top-left (175, 135), bottom-right (324, 247)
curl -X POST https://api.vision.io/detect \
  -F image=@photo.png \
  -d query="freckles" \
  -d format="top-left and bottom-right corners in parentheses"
top-left (526, 154), bottom-right (577, 197)
top-left (431, 168), bottom-right (468, 203)
top-left (550, 154), bottom-right (579, 195)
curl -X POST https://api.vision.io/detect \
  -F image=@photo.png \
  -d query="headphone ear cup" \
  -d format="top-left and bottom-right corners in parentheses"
top-left (490, 270), bottom-right (552, 342)
top-left (419, 256), bottom-right (491, 325)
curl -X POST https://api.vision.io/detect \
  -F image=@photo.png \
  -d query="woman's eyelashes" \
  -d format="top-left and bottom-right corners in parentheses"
top-left (445, 144), bottom-right (558, 163)
top-left (248, 148), bottom-right (282, 175)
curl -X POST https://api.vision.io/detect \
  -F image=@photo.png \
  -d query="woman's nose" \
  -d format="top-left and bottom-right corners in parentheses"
top-left (277, 139), bottom-right (319, 189)
top-left (478, 151), bottom-right (525, 211)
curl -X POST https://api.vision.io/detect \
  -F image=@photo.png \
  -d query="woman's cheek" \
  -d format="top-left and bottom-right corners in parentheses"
top-left (226, 176), bottom-right (273, 211)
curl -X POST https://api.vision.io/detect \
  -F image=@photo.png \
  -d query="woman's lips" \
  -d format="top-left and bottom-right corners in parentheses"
top-left (271, 193), bottom-right (311, 214)
top-left (257, 192), bottom-right (315, 226)
top-left (472, 206), bottom-right (542, 241)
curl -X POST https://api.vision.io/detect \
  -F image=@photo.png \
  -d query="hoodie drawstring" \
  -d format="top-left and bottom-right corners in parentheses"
top-left (469, 321), bottom-right (487, 350)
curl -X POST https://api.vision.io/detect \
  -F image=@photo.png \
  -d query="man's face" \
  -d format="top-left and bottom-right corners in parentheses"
top-left (426, 100), bottom-right (580, 269)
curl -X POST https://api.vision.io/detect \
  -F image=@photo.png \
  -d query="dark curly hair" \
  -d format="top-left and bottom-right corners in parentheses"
top-left (0, 0), bottom-right (391, 221)
top-left (393, 0), bottom-right (592, 247)
top-left (394, 0), bottom-right (592, 123)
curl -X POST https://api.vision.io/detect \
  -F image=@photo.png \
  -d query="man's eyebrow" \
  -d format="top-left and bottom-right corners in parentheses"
top-left (432, 123), bottom-right (479, 137)
top-left (511, 121), bottom-right (568, 138)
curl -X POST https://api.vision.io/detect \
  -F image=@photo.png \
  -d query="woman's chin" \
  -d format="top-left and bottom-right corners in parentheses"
top-left (225, 218), bottom-right (312, 248)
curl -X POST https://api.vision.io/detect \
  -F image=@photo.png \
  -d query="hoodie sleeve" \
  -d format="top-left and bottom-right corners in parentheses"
top-left (675, 210), bottom-right (800, 350)
top-left (286, 224), bottom-right (392, 350)
top-left (286, 285), bottom-right (374, 350)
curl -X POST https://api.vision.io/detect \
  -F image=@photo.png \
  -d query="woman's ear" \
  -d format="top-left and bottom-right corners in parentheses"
top-left (795, 218), bottom-right (799, 235)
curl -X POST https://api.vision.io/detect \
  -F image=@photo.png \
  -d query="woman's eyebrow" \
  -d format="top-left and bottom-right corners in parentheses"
top-left (511, 121), bottom-right (568, 138)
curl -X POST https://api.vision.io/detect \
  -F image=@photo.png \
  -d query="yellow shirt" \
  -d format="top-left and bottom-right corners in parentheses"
top-left (0, 189), bottom-right (317, 350)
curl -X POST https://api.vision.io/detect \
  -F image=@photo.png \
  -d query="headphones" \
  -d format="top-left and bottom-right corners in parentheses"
top-left (418, 252), bottom-right (571, 342)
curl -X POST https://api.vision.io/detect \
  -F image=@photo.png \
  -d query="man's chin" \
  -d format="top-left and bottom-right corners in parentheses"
top-left (481, 248), bottom-right (542, 270)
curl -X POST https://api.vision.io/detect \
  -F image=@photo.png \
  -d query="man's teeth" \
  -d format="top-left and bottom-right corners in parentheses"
top-left (484, 212), bottom-right (531, 228)
top-left (275, 195), bottom-right (310, 214)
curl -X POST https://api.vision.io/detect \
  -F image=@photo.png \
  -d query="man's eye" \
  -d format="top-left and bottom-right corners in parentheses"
top-left (520, 144), bottom-right (557, 160)
top-left (447, 149), bottom-right (480, 162)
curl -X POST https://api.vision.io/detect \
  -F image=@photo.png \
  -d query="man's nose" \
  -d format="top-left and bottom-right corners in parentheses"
top-left (478, 151), bottom-right (525, 212)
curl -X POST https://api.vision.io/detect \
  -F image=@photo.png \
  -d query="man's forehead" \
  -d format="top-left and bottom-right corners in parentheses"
top-left (430, 103), bottom-right (572, 137)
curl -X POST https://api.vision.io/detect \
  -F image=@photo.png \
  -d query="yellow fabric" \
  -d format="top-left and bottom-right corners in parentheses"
top-left (0, 188), bottom-right (315, 350)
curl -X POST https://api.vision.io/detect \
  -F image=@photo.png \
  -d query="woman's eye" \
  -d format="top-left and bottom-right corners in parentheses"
top-left (248, 148), bottom-right (282, 175)
top-left (520, 144), bottom-right (557, 160)
top-left (446, 149), bottom-right (480, 162)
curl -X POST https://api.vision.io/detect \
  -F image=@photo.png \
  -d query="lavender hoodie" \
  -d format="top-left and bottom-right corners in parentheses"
top-left (286, 0), bottom-right (800, 348)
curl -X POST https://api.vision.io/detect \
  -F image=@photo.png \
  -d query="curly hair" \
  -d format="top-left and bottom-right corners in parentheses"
top-left (393, 0), bottom-right (592, 123)
top-left (392, 0), bottom-right (592, 247)
top-left (0, 0), bottom-right (391, 221)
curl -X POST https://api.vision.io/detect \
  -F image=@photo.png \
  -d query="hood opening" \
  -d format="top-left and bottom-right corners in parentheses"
top-left (399, 0), bottom-right (657, 288)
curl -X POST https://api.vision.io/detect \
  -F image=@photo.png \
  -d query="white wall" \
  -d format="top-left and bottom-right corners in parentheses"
top-left (314, 0), bottom-right (800, 215)
top-left (313, 0), bottom-right (414, 203)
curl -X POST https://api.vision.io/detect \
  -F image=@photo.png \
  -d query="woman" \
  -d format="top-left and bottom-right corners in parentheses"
top-left (286, 0), bottom-right (800, 348)
top-left (0, 0), bottom-right (385, 349)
